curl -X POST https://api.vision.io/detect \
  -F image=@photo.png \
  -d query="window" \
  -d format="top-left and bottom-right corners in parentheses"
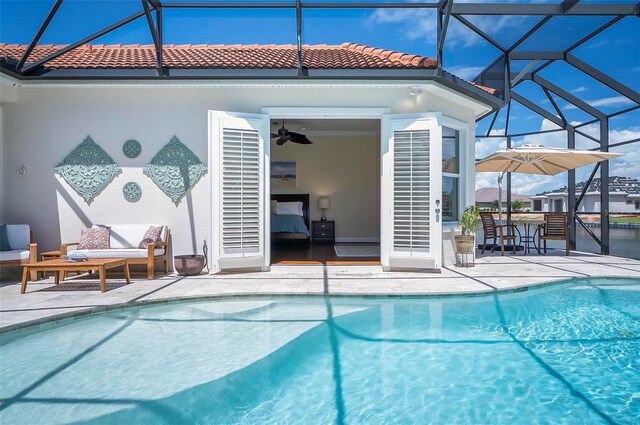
top-left (554, 199), bottom-right (563, 212)
top-left (533, 199), bottom-right (542, 211)
top-left (635, 201), bottom-right (640, 210)
top-left (442, 127), bottom-right (459, 222)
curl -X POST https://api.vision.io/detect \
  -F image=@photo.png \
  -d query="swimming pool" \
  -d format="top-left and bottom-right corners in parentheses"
top-left (1, 277), bottom-right (638, 424)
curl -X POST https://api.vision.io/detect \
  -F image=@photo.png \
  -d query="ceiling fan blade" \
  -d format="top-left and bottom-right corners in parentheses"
top-left (270, 133), bottom-right (280, 138)
top-left (288, 131), bottom-right (312, 144)
top-left (276, 136), bottom-right (289, 145)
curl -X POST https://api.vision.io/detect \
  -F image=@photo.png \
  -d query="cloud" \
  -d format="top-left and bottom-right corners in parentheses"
top-left (563, 96), bottom-right (634, 110)
top-left (571, 86), bottom-right (588, 93)
top-left (447, 65), bottom-right (485, 80)
top-left (367, 4), bottom-right (529, 48)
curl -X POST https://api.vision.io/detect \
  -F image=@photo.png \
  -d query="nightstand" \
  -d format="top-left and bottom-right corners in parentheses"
top-left (312, 220), bottom-right (335, 244)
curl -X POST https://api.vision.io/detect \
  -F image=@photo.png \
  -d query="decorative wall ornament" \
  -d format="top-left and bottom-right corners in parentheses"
top-left (55, 136), bottom-right (121, 204)
top-left (123, 139), bottom-right (142, 159)
top-left (144, 135), bottom-right (207, 204)
top-left (123, 182), bottom-right (142, 202)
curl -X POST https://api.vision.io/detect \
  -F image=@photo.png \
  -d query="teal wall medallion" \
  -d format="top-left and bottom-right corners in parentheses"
top-left (123, 139), bottom-right (142, 159)
top-left (144, 136), bottom-right (207, 205)
top-left (55, 136), bottom-right (121, 204)
top-left (123, 182), bottom-right (142, 202)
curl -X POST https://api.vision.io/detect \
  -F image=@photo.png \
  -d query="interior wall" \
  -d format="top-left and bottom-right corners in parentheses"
top-left (271, 133), bottom-right (380, 242)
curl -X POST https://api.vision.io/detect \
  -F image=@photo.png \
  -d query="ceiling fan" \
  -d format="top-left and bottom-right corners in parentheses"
top-left (271, 120), bottom-right (313, 146)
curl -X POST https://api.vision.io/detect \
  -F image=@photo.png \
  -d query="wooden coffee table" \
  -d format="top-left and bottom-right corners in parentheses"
top-left (21, 258), bottom-right (130, 294)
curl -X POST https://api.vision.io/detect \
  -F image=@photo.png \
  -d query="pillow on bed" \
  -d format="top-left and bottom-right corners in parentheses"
top-left (276, 201), bottom-right (303, 216)
top-left (271, 200), bottom-right (278, 214)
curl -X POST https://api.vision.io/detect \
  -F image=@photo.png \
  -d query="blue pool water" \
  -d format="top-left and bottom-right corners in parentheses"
top-left (1, 278), bottom-right (639, 424)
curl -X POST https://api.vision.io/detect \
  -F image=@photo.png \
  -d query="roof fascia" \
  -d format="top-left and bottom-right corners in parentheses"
top-left (5, 70), bottom-right (502, 116)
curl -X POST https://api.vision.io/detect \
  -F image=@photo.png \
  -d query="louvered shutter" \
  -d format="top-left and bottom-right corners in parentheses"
top-left (393, 129), bottom-right (430, 251)
top-left (381, 115), bottom-right (442, 270)
top-left (210, 111), bottom-right (270, 272)
top-left (222, 128), bottom-right (261, 252)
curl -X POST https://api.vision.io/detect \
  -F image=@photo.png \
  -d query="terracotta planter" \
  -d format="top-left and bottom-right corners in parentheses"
top-left (454, 235), bottom-right (476, 254)
top-left (174, 254), bottom-right (206, 276)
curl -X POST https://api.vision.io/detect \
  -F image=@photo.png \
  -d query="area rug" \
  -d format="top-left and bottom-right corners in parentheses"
top-left (37, 281), bottom-right (128, 292)
top-left (334, 245), bottom-right (380, 257)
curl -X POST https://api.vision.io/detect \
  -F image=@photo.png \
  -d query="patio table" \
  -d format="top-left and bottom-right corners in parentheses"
top-left (21, 258), bottom-right (130, 294)
top-left (510, 219), bottom-right (544, 255)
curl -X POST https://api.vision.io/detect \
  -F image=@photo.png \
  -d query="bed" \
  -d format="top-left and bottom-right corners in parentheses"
top-left (271, 194), bottom-right (310, 243)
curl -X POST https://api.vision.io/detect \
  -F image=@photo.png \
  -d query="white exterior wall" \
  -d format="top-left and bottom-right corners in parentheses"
top-left (1, 82), bottom-right (478, 265)
top-left (0, 106), bottom-right (4, 224)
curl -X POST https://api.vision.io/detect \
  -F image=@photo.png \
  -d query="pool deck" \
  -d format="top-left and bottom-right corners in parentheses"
top-left (1, 251), bottom-right (639, 333)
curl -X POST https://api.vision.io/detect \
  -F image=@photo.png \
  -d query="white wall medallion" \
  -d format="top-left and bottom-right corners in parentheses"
top-left (55, 136), bottom-right (122, 204)
top-left (143, 135), bottom-right (207, 205)
top-left (123, 139), bottom-right (142, 159)
top-left (123, 182), bottom-right (142, 202)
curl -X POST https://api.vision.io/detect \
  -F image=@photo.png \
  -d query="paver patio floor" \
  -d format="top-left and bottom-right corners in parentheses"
top-left (1, 251), bottom-right (638, 332)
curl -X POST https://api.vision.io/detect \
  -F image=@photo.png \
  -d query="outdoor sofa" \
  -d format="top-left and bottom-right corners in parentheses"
top-left (0, 224), bottom-right (38, 281)
top-left (60, 224), bottom-right (171, 279)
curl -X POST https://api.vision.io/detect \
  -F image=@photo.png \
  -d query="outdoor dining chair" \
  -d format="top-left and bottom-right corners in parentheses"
top-left (538, 213), bottom-right (570, 256)
top-left (480, 212), bottom-right (518, 255)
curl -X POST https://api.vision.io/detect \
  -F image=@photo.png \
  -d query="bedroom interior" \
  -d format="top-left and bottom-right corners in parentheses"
top-left (269, 118), bottom-right (381, 265)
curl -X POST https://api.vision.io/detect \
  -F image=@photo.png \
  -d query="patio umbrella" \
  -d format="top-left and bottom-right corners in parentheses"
top-left (475, 144), bottom-right (621, 175)
top-left (475, 144), bottom-right (622, 223)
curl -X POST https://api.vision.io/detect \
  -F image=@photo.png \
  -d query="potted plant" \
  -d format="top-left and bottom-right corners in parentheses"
top-left (455, 205), bottom-right (479, 254)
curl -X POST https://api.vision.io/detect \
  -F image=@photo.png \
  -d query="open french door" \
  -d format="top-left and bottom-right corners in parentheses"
top-left (209, 111), bottom-right (270, 272)
top-left (381, 114), bottom-right (442, 270)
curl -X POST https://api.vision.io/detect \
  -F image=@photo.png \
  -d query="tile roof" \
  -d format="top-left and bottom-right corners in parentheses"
top-left (0, 42), bottom-right (496, 95)
top-left (0, 42), bottom-right (437, 70)
top-left (535, 176), bottom-right (640, 196)
top-left (475, 188), bottom-right (532, 203)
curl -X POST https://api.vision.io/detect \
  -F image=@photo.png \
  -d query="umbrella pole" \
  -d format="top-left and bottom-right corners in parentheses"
top-left (497, 172), bottom-right (504, 224)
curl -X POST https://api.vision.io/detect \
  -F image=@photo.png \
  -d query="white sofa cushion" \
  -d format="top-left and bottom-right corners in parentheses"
top-left (75, 248), bottom-right (166, 259)
top-left (6, 225), bottom-right (30, 250)
top-left (0, 250), bottom-right (30, 261)
top-left (93, 224), bottom-right (166, 249)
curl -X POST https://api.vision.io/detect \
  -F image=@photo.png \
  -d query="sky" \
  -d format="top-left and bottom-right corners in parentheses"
top-left (1, 0), bottom-right (638, 196)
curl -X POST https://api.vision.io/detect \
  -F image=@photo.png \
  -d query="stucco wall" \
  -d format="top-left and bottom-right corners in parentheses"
top-left (271, 134), bottom-right (380, 241)
top-left (1, 83), bottom-right (477, 262)
top-left (0, 106), bottom-right (4, 223)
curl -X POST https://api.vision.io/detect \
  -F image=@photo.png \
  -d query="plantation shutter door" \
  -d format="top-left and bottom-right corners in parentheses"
top-left (381, 114), bottom-right (442, 270)
top-left (209, 111), bottom-right (270, 272)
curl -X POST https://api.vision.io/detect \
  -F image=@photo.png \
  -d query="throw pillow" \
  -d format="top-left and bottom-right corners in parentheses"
top-left (138, 225), bottom-right (164, 249)
top-left (0, 225), bottom-right (12, 251)
top-left (270, 200), bottom-right (278, 214)
top-left (78, 228), bottom-right (111, 250)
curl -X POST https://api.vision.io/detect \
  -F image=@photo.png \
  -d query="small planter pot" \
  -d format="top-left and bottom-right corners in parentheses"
top-left (454, 235), bottom-right (476, 254)
top-left (174, 254), bottom-right (206, 276)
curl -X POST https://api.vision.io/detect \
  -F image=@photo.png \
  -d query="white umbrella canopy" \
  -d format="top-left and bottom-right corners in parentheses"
top-left (475, 144), bottom-right (622, 176)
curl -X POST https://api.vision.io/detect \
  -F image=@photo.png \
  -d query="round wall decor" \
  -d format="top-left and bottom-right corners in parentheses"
top-left (123, 139), bottom-right (142, 159)
top-left (123, 182), bottom-right (142, 202)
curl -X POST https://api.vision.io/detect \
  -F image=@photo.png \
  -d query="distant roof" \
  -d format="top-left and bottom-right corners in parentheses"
top-left (475, 188), bottom-right (532, 203)
top-left (535, 176), bottom-right (640, 196)
top-left (0, 42), bottom-right (496, 95)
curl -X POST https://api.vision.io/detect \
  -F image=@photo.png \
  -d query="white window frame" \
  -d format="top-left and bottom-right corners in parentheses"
top-left (441, 116), bottom-right (472, 230)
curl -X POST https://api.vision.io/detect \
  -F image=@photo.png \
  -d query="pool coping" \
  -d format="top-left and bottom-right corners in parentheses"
top-left (1, 275), bottom-right (634, 335)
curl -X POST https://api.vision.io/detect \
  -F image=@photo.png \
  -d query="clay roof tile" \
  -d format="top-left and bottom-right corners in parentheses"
top-left (0, 42), bottom-right (496, 96)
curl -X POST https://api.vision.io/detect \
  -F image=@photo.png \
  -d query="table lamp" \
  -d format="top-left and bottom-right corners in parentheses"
top-left (319, 198), bottom-right (330, 221)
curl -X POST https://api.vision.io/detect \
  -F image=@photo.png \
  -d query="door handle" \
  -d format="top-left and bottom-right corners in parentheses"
top-left (435, 199), bottom-right (441, 214)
